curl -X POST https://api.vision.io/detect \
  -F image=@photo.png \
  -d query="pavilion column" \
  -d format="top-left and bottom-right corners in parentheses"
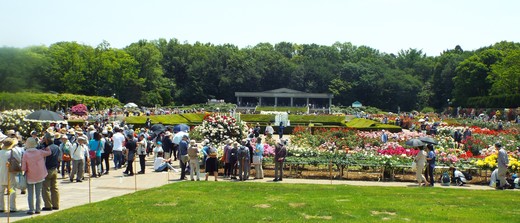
top-left (274, 97), bottom-right (278, 107)
top-left (306, 98), bottom-right (309, 106)
top-left (237, 97), bottom-right (240, 106)
top-left (329, 97), bottom-right (332, 107)
top-left (258, 97), bottom-right (262, 106)
top-left (290, 97), bottom-right (294, 107)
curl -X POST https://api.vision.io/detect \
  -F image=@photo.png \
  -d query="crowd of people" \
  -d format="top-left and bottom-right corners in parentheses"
top-left (0, 120), bottom-right (290, 215)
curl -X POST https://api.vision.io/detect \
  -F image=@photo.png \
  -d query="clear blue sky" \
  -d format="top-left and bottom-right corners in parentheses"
top-left (1, 0), bottom-right (519, 56)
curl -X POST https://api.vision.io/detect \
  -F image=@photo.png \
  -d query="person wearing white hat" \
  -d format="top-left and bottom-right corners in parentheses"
top-left (22, 137), bottom-right (52, 215)
top-left (70, 136), bottom-right (89, 183)
top-left (0, 138), bottom-right (20, 213)
top-left (187, 140), bottom-right (200, 181)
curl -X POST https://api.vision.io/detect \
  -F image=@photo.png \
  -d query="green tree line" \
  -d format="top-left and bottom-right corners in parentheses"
top-left (1, 39), bottom-right (519, 110)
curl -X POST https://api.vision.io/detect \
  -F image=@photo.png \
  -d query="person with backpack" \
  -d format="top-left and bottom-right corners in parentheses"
top-left (426, 144), bottom-right (436, 186)
top-left (226, 142), bottom-right (239, 180)
top-left (237, 139), bottom-right (251, 181)
top-left (101, 131), bottom-right (113, 175)
top-left (0, 137), bottom-right (20, 213)
top-left (188, 140), bottom-right (200, 181)
top-left (274, 139), bottom-right (287, 182)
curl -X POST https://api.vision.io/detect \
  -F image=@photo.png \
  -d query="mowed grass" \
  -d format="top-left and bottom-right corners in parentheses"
top-left (21, 182), bottom-right (519, 223)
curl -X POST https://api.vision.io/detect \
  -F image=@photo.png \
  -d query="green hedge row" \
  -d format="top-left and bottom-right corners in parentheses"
top-left (346, 118), bottom-right (401, 132)
top-left (466, 94), bottom-right (520, 108)
top-left (0, 92), bottom-right (121, 110)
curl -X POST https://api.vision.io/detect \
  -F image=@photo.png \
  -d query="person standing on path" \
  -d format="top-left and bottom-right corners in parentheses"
top-left (273, 139), bottom-right (287, 182)
top-left (42, 132), bottom-right (61, 211)
top-left (0, 138), bottom-right (20, 213)
top-left (88, 132), bottom-right (103, 178)
top-left (278, 122), bottom-right (285, 139)
top-left (59, 135), bottom-right (72, 179)
top-left (221, 140), bottom-right (231, 178)
top-left (22, 137), bottom-right (52, 215)
top-left (70, 136), bottom-right (89, 183)
top-left (426, 144), bottom-right (436, 186)
top-left (253, 138), bottom-right (264, 179)
top-left (112, 128), bottom-right (125, 170)
top-left (414, 146), bottom-right (427, 186)
top-left (496, 142), bottom-right (510, 189)
top-left (123, 134), bottom-right (137, 176)
top-left (205, 143), bottom-right (219, 181)
top-left (237, 139), bottom-right (250, 181)
top-left (137, 134), bottom-right (147, 174)
top-left (187, 140), bottom-right (200, 181)
top-left (178, 135), bottom-right (189, 180)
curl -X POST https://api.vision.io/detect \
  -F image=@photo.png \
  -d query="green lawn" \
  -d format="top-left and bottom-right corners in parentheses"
top-left (21, 182), bottom-right (518, 222)
top-left (346, 118), bottom-right (401, 132)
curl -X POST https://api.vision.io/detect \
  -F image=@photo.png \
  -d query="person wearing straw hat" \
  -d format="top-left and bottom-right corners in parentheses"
top-left (22, 137), bottom-right (52, 215)
top-left (187, 140), bottom-right (200, 181)
top-left (0, 138), bottom-right (19, 213)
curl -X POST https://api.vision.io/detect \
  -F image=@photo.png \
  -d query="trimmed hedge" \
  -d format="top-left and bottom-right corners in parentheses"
top-left (346, 118), bottom-right (401, 132)
top-left (256, 106), bottom-right (308, 113)
top-left (466, 94), bottom-right (520, 108)
top-left (0, 92), bottom-right (121, 110)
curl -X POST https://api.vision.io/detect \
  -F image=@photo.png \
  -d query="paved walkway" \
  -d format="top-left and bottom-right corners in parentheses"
top-left (0, 157), bottom-right (497, 222)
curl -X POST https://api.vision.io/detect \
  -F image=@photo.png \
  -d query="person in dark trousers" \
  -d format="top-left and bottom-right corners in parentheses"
top-left (426, 144), bottom-right (436, 186)
top-left (273, 139), bottom-right (287, 182)
top-left (101, 132), bottom-right (112, 175)
top-left (137, 134), bottom-right (147, 174)
top-left (42, 132), bottom-right (61, 211)
top-left (162, 132), bottom-right (174, 161)
top-left (123, 134), bottom-right (137, 176)
top-left (278, 122), bottom-right (285, 139)
top-left (178, 135), bottom-right (189, 180)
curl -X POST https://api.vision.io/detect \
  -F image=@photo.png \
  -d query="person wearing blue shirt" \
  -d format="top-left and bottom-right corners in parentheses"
top-left (88, 132), bottom-right (103, 178)
top-left (278, 122), bottom-right (284, 139)
top-left (426, 144), bottom-right (436, 186)
top-left (381, 130), bottom-right (388, 143)
top-left (178, 135), bottom-right (189, 180)
top-left (253, 138), bottom-right (264, 179)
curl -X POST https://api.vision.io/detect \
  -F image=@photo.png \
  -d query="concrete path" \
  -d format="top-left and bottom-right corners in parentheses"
top-left (0, 156), bottom-right (498, 222)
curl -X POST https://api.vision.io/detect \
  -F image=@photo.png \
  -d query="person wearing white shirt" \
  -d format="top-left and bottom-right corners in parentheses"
top-left (496, 143), bottom-right (509, 189)
top-left (70, 136), bottom-right (89, 183)
top-left (112, 128), bottom-right (125, 169)
top-left (153, 151), bottom-right (174, 172)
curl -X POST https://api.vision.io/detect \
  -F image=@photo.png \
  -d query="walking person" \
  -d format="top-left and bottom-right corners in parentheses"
top-left (123, 134), bottom-right (137, 176)
top-left (278, 122), bottom-right (285, 139)
top-left (42, 132), bottom-right (60, 211)
top-left (70, 136), bottom-right (89, 183)
top-left (59, 135), bottom-right (72, 179)
top-left (188, 140), bottom-right (200, 181)
top-left (22, 137), bottom-right (52, 215)
top-left (414, 146), bottom-right (427, 186)
top-left (496, 142), bottom-right (510, 189)
top-left (426, 144), bottom-right (436, 186)
top-left (137, 134), bottom-right (147, 174)
top-left (273, 139), bottom-right (287, 182)
top-left (253, 138), bottom-right (264, 179)
top-left (0, 138), bottom-right (20, 213)
top-left (178, 135), bottom-right (189, 180)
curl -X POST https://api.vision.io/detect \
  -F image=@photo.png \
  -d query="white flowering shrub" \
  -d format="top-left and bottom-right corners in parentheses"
top-left (0, 109), bottom-right (43, 137)
top-left (192, 113), bottom-right (248, 145)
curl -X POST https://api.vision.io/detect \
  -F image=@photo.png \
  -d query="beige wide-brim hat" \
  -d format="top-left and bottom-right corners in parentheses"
top-left (190, 140), bottom-right (196, 145)
top-left (1, 138), bottom-right (18, 150)
top-left (88, 125), bottom-right (95, 131)
top-left (60, 128), bottom-right (68, 134)
top-left (68, 129), bottom-right (76, 135)
top-left (164, 131), bottom-right (172, 136)
top-left (6, 130), bottom-right (16, 136)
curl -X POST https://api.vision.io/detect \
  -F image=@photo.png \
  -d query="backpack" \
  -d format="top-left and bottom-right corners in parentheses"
top-left (462, 171), bottom-right (472, 181)
top-left (229, 147), bottom-right (238, 163)
top-left (441, 172), bottom-right (451, 186)
top-left (104, 139), bottom-right (113, 154)
top-left (238, 146), bottom-right (249, 160)
top-left (8, 151), bottom-right (22, 173)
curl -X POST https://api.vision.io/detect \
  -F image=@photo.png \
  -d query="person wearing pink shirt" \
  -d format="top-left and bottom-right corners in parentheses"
top-left (21, 137), bottom-right (51, 215)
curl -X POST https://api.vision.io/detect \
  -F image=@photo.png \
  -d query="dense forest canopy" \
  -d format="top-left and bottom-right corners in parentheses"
top-left (1, 39), bottom-right (519, 111)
